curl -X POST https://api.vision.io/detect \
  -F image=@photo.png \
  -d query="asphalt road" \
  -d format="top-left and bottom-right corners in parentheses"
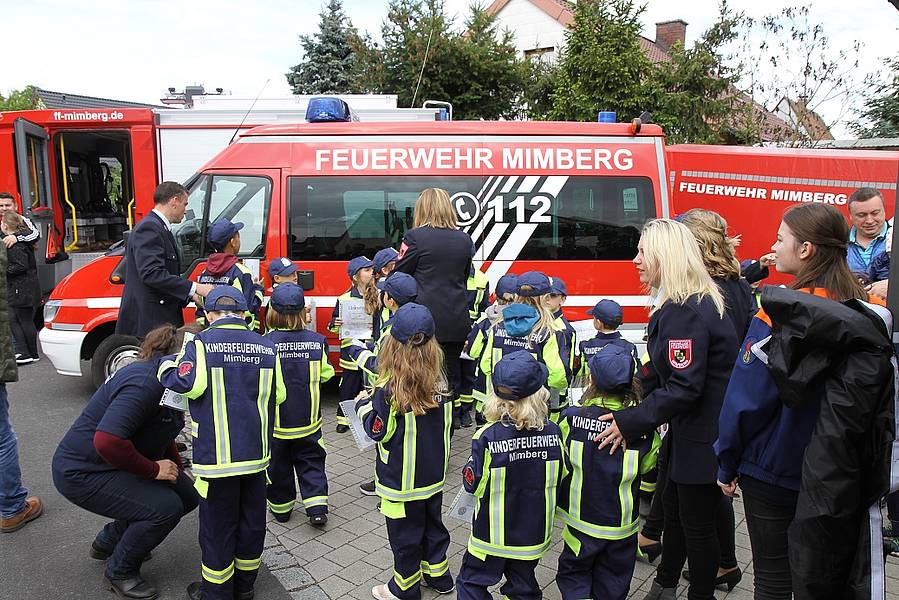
top-left (0, 355), bottom-right (290, 600)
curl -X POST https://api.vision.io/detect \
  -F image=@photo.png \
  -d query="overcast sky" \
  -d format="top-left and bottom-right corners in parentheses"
top-left (4, 0), bottom-right (897, 136)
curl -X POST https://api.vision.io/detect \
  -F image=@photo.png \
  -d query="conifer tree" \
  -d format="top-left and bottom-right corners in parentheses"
top-left (286, 0), bottom-right (363, 94)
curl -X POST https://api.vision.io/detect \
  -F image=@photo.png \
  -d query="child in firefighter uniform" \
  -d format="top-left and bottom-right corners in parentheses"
top-left (457, 351), bottom-right (568, 600)
top-left (264, 283), bottom-right (335, 526)
top-left (355, 303), bottom-right (455, 600)
top-left (577, 299), bottom-right (639, 375)
top-left (195, 219), bottom-right (263, 328)
top-left (464, 273), bottom-right (518, 426)
top-left (330, 256), bottom-right (380, 433)
top-left (556, 346), bottom-right (659, 600)
top-left (269, 256), bottom-right (299, 286)
top-left (157, 287), bottom-right (286, 600)
top-left (456, 265), bottom-right (491, 429)
top-left (547, 277), bottom-right (577, 407)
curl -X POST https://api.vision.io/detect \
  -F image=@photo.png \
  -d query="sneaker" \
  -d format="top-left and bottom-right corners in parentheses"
top-left (459, 410), bottom-right (473, 428)
top-left (15, 355), bottom-right (33, 365)
top-left (30, 356), bottom-right (39, 363)
top-left (421, 578), bottom-right (456, 594)
top-left (1, 496), bottom-right (43, 532)
top-left (360, 480), bottom-right (377, 496)
top-left (271, 510), bottom-right (291, 523)
top-left (885, 536), bottom-right (899, 556)
top-left (371, 584), bottom-right (400, 600)
top-left (309, 514), bottom-right (328, 527)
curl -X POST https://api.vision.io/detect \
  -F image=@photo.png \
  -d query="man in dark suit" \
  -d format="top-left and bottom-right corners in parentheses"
top-left (116, 182), bottom-right (213, 338)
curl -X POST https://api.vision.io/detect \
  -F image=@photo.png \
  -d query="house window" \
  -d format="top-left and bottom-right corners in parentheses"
top-left (524, 46), bottom-right (555, 61)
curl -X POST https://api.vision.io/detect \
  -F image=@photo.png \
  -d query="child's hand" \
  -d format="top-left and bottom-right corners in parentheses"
top-left (333, 317), bottom-right (343, 328)
top-left (355, 389), bottom-right (373, 401)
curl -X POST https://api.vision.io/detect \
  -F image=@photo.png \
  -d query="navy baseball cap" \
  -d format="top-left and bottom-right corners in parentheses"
top-left (373, 247), bottom-right (400, 272)
top-left (269, 257), bottom-right (298, 278)
top-left (377, 272), bottom-right (418, 305)
top-left (495, 274), bottom-right (519, 298)
top-left (517, 271), bottom-right (552, 296)
top-left (205, 286), bottom-right (248, 312)
top-left (588, 299), bottom-right (623, 325)
top-left (347, 256), bottom-right (374, 278)
top-left (588, 345), bottom-right (634, 390)
top-left (492, 351), bottom-right (548, 401)
top-left (550, 277), bottom-right (568, 296)
top-left (270, 283), bottom-right (305, 314)
top-left (207, 219), bottom-right (244, 248)
top-left (390, 303), bottom-right (435, 345)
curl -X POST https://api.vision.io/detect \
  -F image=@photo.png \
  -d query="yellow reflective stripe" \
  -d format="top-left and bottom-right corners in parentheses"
top-left (467, 535), bottom-right (551, 560)
top-left (336, 414), bottom-right (349, 426)
top-left (545, 459), bottom-right (558, 540)
top-left (443, 401), bottom-right (452, 472)
top-left (556, 508), bottom-right (641, 540)
top-left (402, 412), bottom-right (416, 492)
top-left (375, 479), bottom-right (444, 502)
top-left (202, 561), bottom-right (234, 584)
top-left (309, 360), bottom-right (321, 424)
top-left (274, 419), bottom-right (323, 439)
top-left (420, 558), bottom-right (449, 576)
top-left (268, 499), bottom-right (295, 513)
top-left (339, 358), bottom-right (358, 370)
top-left (257, 368), bottom-right (272, 460)
top-left (490, 467), bottom-right (505, 546)
top-left (620, 449), bottom-right (639, 527)
top-left (302, 495), bottom-right (328, 508)
top-left (192, 458), bottom-right (269, 477)
top-left (274, 355), bottom-right (287, 406)
top-left (562, 524), bottom-right (582, 556)
top-left (393, 569), bottom-right (421, 591)
top-left (234, 556), bottom-right (261, 571)
top-left (569, 440), bottom-right (584, 522)
top-left (211, 368), bottom-right (231, 465)
top-left (378, 443), bottom-right (390, 463)
top-left (184, 342), bottom-right (208, 399)
top-left (640, 480), bottom-right (657, 493)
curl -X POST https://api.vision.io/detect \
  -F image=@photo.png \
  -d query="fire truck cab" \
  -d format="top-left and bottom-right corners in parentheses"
top-left (40, 107), bottom-right (668, 386)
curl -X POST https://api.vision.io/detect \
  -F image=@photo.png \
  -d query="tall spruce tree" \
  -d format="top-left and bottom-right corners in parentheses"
top-left (853, 57), bottom-right (899, 138)
top-left (286, 0), bottom-right (363, 94)
top-left (549, 0), bottom-right (652, 122)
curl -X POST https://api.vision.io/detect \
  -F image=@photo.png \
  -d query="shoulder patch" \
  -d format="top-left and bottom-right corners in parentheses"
top-left (371, 415), bottom-right (384, 435)
top-left (178, 362), bottom-right (194, 377)
top-left (668, 339), bottom-right (693, 370)
top-left (463, 464), bottom-right (475, 486)
top-left (741, 337), bottom-right (756, 364)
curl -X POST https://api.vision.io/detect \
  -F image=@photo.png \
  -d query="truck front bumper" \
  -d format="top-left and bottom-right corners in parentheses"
top-left (39, 327), bottom-right (86, 377)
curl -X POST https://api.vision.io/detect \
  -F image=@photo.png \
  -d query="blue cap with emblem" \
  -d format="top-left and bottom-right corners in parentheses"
top-left (207, 219), bottom-right (244, 249)
top-left (270, 282), bottom-right (305, 314)
top-left (205, 286), bottom-right (248, 313)
top-left (495, 274), bottom-right (519, 298)
top-left (587, 345), bottom-right (634, 390)
top-left (390, 303), bottom-right (435, 345)
top-left (269, 257), bottom-right (298, 278)
top-left (550, 277), bottom-right (568, 296)
top-left (377, 272), bottom-right (418, 305)
top-left (373, 247), bottom-right (400, 272)
top-left (516, 271), bottom-right (552, 296)
top-left (492, 351), bottom-right (548, 400)
top-left (587, 299), bottom-right (623, 326)
top-left (347, 256), bottom-right (374, 278)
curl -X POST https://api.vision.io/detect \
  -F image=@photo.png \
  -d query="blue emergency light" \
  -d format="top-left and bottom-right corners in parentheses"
top-left (598, 111), bottom-right (616, 123)
top-left (305, 97), bottom-right (358, 123)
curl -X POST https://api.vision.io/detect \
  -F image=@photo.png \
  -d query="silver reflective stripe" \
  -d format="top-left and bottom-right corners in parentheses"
top-left (545, 460), bottom-right (558, 539)
top-left (620, 450), bottom-right (638, 526)
top-left (193, 462), bottom-right (269, 477)
top-left (257, 368), bottom-right (272, 458)
top-left (490, 467), bottom-right (504, 545)
top-left (678, 169), bottom-right (897, 190)
top-left (403, 412), bottom-right (416, 491)
top-left (211, 368), bottom-right (230, 464)
top-left (309, 361), bottom-right (321, 421)
top-left (569, 442), bottom-right (583, 521)
top-left (468, 536), bottom-right (549, 560)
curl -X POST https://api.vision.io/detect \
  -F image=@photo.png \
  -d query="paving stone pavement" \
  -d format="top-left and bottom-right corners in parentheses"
top-left (260, 391), bottom-right (899, 599)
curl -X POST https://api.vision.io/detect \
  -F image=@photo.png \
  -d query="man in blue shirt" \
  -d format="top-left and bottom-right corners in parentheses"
top-left (847, 188), bottom-right (888, 274)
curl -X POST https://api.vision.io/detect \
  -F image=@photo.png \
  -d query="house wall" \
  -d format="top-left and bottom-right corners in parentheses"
top-left (493, 0), bottom-right (569, 60)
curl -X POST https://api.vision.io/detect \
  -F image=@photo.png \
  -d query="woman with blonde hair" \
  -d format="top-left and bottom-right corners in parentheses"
top-left (395, 188), bottom-right (476, 428)
top-left (594, 218), bottom-right (739, 600)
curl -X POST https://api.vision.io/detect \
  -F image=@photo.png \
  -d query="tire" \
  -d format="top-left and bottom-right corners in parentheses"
top-left (91, 334), bottom-right (141, 389)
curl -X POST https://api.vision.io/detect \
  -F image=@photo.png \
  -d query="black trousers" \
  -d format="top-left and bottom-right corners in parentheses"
top-left (10, 305), bottom-right (37, 359)
top-left (655, 482), bottom-right (723, 600)
top-left (199, 472), bottom-right (266, 600)
top-left (336, 369), bottom-right (365, 426)
top-left (52, 468), bottom-right (198, 579)
top-left (267, 433), bottom-right (328, 517)
top-left (742, 483), bottom-right (796, 600)
top-left (440, 341), bottom-right (464, 403)
top-left (457, 551), bottom-right (540, 600)
top-left (385, 493), bottom-right (453, 599)
top-left (557, 526), bottom-right (636, 600)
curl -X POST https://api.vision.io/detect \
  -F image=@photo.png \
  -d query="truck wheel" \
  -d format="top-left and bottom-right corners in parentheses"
top-left (91, 334), bottom-right (141, 389)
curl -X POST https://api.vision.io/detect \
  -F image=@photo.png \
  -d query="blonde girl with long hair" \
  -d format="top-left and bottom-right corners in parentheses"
top-left (329, 255), bottom-right (381, 433)
top-left (456, 350), bottom-right (566, 599)
top-left (593, 218), bottom-right (740, 600)
top-left (355, 303), bottom-right (455, 600)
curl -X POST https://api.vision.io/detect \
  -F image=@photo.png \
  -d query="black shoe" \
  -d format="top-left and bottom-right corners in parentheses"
top-left (92, 542), bottom-right (152, 562)
top-left (682, 567), bottom-right (742, 591)
top-left (271, 510), bottom-right (291, 523)
top-left (175, 442), bottom-right (188, 452)
top-left (336, 424), bottom-right (349, 433)
top-left (642, 582), bottom-right (675, 600)
top-left (187, 581), bottom-right (203, 600)
top-left (309, 514), bottom-right (328, 527)
top-left (452, 412), bottom-right (461, 430)
top-left (359, 480), bottom-right (377, 496)
top-left (421, 577), bottom-right (456, 594)
top-left (638, 541), bottom-right (662, 563)
top-left (107, 575), bottom-right (158, 600)
top-left (475, 411), bottom-right (486, 426)
top-left (459, 409), bottom-right (473, 428)
top-left (235, 590), bottom-right (254, 600)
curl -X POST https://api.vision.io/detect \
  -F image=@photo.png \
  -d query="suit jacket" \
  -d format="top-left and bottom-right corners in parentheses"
top-left (394, 226), bottom-right (475, 343)
top-left (615, 294), bottom-right (737, 485)
top-left (116, 212), bottom-right (192, 338)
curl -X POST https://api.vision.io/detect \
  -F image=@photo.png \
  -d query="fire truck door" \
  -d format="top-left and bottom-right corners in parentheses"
top-left (13, 118), bottom-right (52, 215)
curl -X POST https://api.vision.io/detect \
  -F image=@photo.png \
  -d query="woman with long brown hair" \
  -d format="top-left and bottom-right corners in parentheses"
top-left (52, 324), bottom-right (201, 600)
top-left (715, 204), bottom-right (874, 599)
top-left (2, 211), bottom-right (40, 364)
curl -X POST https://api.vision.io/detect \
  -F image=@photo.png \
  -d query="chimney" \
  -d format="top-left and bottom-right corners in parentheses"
top-left (655, 19), bottom-right (687, 51)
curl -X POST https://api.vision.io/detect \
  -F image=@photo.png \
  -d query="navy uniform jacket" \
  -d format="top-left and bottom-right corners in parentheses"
top-left (557, 399), bottom-right (659, 539)
top-left (463, 419), bottom-right (567, 561)
top-left (716, 277), bottom-right (754, 342)
top-left (614, 295), bottom-right (737, 485)
top-left (158, 315), bottom-right (286, 478)
top-left (53, 358), bottom-right (183, 477)
top-left (329, 287), bottom-right (381, 371)
top-left (553, 310), bottom-right (577, 382)
top-left (265, 329), bottom-right (335, 439)
top-left (195, 258), bottom-right (263, 327)
top-left (479, 323), bottom-right (568, 393)
top-left (117, 212), bottom-right (192, 338)
top-left (577, 332), bottom-right (638, 376)
top-left (355, 385), bottom-right (453, 503)
top-left (395, 226), bottom-right (475, 343)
